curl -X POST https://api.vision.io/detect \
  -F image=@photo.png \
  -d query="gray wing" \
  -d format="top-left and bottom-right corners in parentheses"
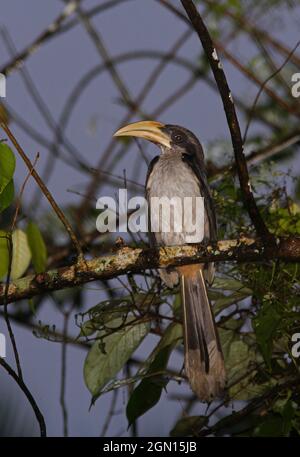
top-left (145, 155), bottom-right (160, 248)
top-left (181, 152), bottom-right (217, 241)
top-left (181, 151), bottom-right (217, 284)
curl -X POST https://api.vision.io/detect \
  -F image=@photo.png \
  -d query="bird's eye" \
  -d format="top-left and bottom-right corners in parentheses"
top-left (173, 133), bottom-right (183, 143)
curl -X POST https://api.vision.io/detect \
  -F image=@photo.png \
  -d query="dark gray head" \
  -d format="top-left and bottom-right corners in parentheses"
top-left (114, 120), bottom-right (205, 165)
top-left (162, 124), bottom-right (204, 159)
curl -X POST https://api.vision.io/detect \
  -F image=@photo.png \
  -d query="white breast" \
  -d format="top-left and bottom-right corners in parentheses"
top-left (147, 152), bottom-right (208, 246)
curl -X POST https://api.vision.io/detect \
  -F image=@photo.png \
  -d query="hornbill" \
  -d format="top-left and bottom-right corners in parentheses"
top-left (114, 120), bottom-right (226, 401)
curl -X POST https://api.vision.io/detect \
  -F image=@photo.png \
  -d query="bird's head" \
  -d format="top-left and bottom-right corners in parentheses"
top-left (113, 120), bottom-right (203, 159)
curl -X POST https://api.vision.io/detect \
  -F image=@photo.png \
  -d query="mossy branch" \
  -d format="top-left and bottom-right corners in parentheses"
top-left (1, 236), bottom-right (299, 305)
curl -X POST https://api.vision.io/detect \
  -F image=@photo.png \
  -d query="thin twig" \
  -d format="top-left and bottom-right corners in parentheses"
top-left (243, 39), bottom-right (300, 143)
top-left (73, 1), bottom-right (133, 107)
top-left (0, 0), bottom-right (82, 76)
top-left (0, 121), bottom-right (84, 260)
top-left (0, 26), bottom-right (88, 169)
top-left (0, 357), bottom-right (47, 436)
top-left (209, 129), bottom-right (300, 180)
top-left (180, 0), bottom-right (272, 242)
top-left (60, 311), bottom-right (70, 437)
top-left (11, 153), bottom-right (40, 231)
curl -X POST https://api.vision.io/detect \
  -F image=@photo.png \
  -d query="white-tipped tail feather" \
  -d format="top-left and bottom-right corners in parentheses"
top-left (180, 266), bottom-right (226, 401)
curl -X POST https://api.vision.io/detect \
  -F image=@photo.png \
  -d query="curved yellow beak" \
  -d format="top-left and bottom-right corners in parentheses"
top-left (113, 120), bottom-right (171, 148)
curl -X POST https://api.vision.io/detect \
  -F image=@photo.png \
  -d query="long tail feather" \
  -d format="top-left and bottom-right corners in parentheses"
top-left (180, 266), bottom-right (226, 401)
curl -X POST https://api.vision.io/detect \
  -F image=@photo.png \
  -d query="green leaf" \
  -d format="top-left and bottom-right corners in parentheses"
top-left (0, 230), bottom-right (9, 278)
top-left (226, 339), bottom-right (263, 401)
top-left (11, 229), bottom-right (32, 280)
top-left (281, 400), bottom-right (295, 434)
top-left (78, 300), bottom-right (139, 339)
top-left (79, 319), bottom-right (100, 338)
top-left (0, 179), bottom-right (14, 213)
top-left (79, 292), bottom-right (161, 339)
top-left (219, 321), bottom-right (242, 359)
top-left (172, 293), bottom-right (182, 319)
top-left (26, 222), bottom-right (47, 273)
top-left (126, 345), bottom-right (171, 426)
top-left (0, 143), bottom-right (16, 194)
top-left (214, 412), bottom-right (261, 436)
top-left (214, 290), bottom-right (251, 315)
top-left (253, 303), bottom-right (281, 368)
top-left (212, 276), bottom-right (252, 294)
top-left (170, 416), bottom-right (207, 437)
top-left (253, 415), bottom-right (284, 437)
top-left (126, 323), bottom-right (182, 426)
top-left (220, 325), bottom-right (271, 401)
top-left (273, 397), bottom-right (295, 436)
top-left (137, 322), bottom-right (182, 376)
top-left (78, 310), bottom-right (127, 338)
top-left (84, 317), bottom-right (150, 401)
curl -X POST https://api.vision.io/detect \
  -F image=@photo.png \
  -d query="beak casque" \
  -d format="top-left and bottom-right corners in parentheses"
top-left (113, 120), bottom-right (171, 148)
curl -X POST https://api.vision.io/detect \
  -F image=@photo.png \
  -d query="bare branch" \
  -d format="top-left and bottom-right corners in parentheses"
top-left (0, 0), bottom-right (82, 76)
top-left (180, 0), bottom-right (272, 242)
top-left (209, 129), bottom-right (300, 179)
top-left (203, 0), bottom-right (300, 68)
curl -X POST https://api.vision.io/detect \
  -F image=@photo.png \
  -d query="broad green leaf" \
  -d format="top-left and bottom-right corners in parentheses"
top-left (26, 221), bottom-right (47, 273)
top-left (137, 322), bottom-right (182, 376)
top-left (84, 317), bottom-right (150, 401)
top-left (10, 229), bottom-right (32, 280)
top-left (126, 323), bottom-right (182, 425)
top-left (170, 416), bottom-right (207, 437)
top-left (0, 230), bottom-right (9, 278)
top-left (126, 345), bottom-right (171, 426)
top-left (0, 179), bottom-right (14, 213)
top-left (0, 143), bottom-right (16, 194)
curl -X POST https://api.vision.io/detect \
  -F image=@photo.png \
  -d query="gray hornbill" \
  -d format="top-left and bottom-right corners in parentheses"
top-left (114, 120), bottom-right (226, 401)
